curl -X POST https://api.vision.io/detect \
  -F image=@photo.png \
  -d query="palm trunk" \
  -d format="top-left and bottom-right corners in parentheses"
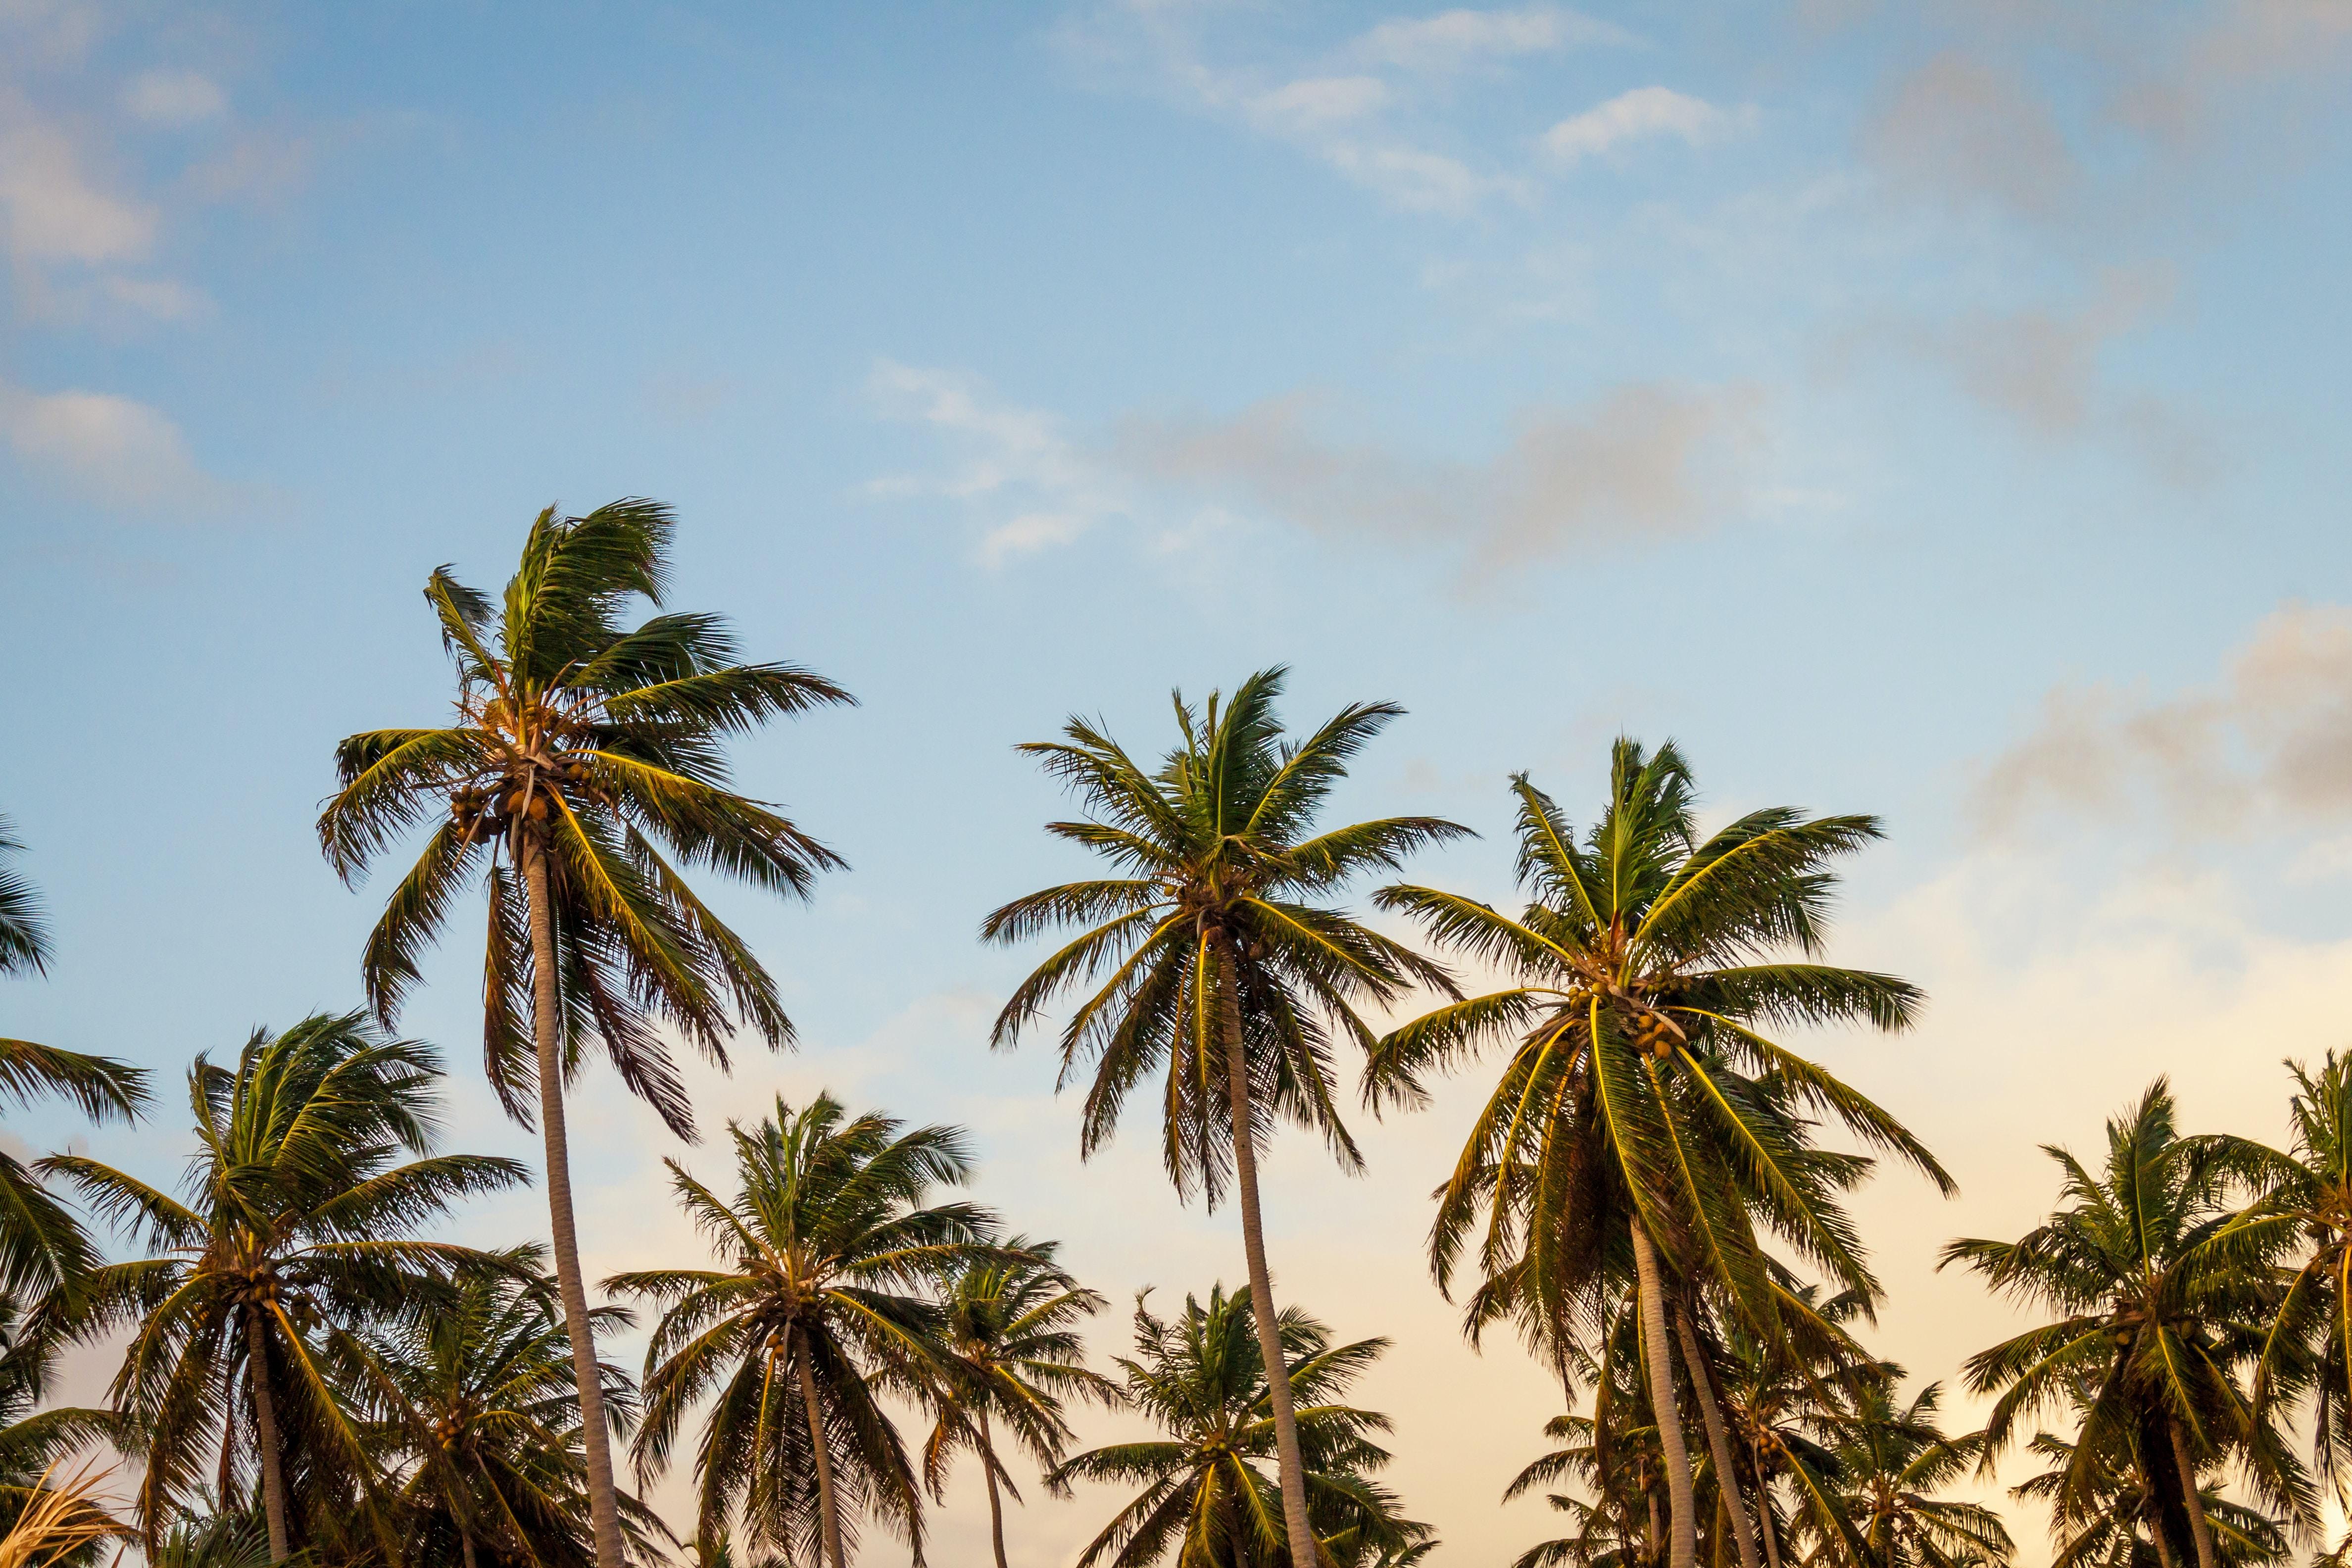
top-left (1756, 1482), bottom-right (1782, 1568)
top-left (460, 1526), bottom-right (480, 1568)
top-left (522, 831), bottom-right (625, 1568)
top-left (979, 1410), bottom-right (1010, 1568)
top-left (245, 1310), bottom-right (290, 1564)
top-left (2138, 1466), bottom-right (2179, 1568)
top-left (1675, 1307), bottom-right (1761, 1568)
top-left (792, 1330), bottom-right (847, 1568)
top-left (1218, 933), bottom-right (1323, 1568)
top-left (1630, 1219), bottom-right (1697, 1568)
top-left (2168, 1418), bottom-right (2218, 1568)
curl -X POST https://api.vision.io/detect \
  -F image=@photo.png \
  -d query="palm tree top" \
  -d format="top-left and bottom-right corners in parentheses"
top-left (315, 500), bottom-right (854, 1137)
top-left (982, 666), bottom-right (1468, 1199)
top-left (0, 818), bottom-right (50, 980)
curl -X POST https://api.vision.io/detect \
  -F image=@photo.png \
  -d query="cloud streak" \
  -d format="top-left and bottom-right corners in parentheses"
top-left (1545, 86), bottom-right (1749, 161)
top-left (0, 377), bottom-right (225, 510)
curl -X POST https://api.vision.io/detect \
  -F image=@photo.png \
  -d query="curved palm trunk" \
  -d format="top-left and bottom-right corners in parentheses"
top-left (792, 1331), bottom-right (847, 1568)
top-left (978, 1411), bottom-right (1010, 1568)
top-left (2168, 1418), bottom-right (2219, 1568)
top-left (1756, 1483), bottom-right (1782, 1568)
top-left (2138, 1467), bottom-right (2179, 1568)
top-left (523, 832), bottom-right (625, 1568)
top-left (1629, 1220), bottom-right (1697, 1568)
top-left (1674, 1307), bottom-right (1761, 1568)
top-left (1218, 936), bottom-right (1323, 1568)
top-left (245, 1311), bottom-right (291, 1564)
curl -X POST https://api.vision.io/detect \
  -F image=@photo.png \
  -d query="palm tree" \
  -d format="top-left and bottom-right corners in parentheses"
top-left (2014, 1405), bottom-right (2289, 1568)
top-left (920, 1239), bottom-right (1116, 1568)
top-left (0, 816), bottom-right (149, 1298)
top-left (1048, 1284), bottom-right (1430, 1568)
top-left (1366, 743), bottom-right (1950, 1568)
top-left (612, 1093), bottom-right (999, 1568)
top-left (1713, 1281), bottom-right (1883, 1568)
top-left (0, 1292), bottom-right (124, 1563)
top-left (2224, 1051), bottom-right (2352, 1501)
top-left (985, 666), bottom-right (1465, 1568)
top-left (43, 1012), bottom-right (527, 1563)
top-left (318, 500), bottom-right (852, 1568)
top-left (341, 1256), bottom-right (670, 1568)
top-left (1804, 1381), bottom-right (2011, 1568)
top-left (1942, 1079), bottom-right (2301, 1568)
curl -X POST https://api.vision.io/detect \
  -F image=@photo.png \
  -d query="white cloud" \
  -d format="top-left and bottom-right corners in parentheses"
top-left (0, 110), bottom-right (155, 264)
top-left (864, 361), bottom-right (1132, 564)
top-left (121, 68), bottom-right (226, 127)
top-left (0, 378), bottom-right (219, 509)
top-left (1973, 602), bottom-right (2352, 837)
top-left (1353, 4), bottom-right (1629, 73)
top-left (1544, 86), bottom-right (1747, 161)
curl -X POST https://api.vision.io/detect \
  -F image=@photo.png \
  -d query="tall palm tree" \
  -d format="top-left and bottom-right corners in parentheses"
top-left (1942, 1079), bottom-right (2301, 1568)
top-left (1366, 743), bottom-right (1950, 1568)
top-left (920, 1239), bottom-right (1116, 1568)
top-left (342, 1257), bottom-right (670, 1568)
top-left (612, 1093), bottom-right (999, 1568)
top-left (2224, 1051), bottom-right (2352, 1501)
top-left (0, 816), bottom-right (149, 1298)
top-left (2014, 1405), bottom-right (2289, 1568)
top-left (318, 500), bottom-right (852, 1568)
top-left (1804, 1381), bottom-right (2012, 1568)
top-left (1048, 1284), bottom-right (1430, 1568)
top-left (0, 1292), bottom-right (124, 1563)
top-left (985, 666), bottom-right (1465, 1567)
top-left (43, 1013), bottom-right (526, 1563)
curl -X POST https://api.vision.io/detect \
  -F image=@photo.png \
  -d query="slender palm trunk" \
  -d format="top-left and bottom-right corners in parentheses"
top-left (1218, 934), bottom-right (1322, 1568)
top-left (1675, 1307), bottom-right (1761, 1568)
top-left (1756, 1480), bottom-right (1782, 1568)
top-left (978, 1410), bottom-right (1010, 1568)
top-left (2168, 1418), bottom-right (2219, 1568)
top-left (460, 1526), bottom-right (480, 1568)
top-left (1629, 1220), bottom-right (1697, 1568)
top-left (245, 1311), bottom-right (290, 1564)
top-left (2137, 1467), bottom-right (2179, 1568)
top-left (792, 1331), bottom-right (846, 1568)
top-left (522, 831), bottom-right (624, 1568)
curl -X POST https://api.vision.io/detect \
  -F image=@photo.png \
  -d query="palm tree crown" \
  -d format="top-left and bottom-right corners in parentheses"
top-left (612, 1093), bottom-right (1001, 1568)
top-left (317, 500), bottom-right (852, 1135)
top-left (1050, 1284), bottom-right (1427, 1568)
top-left (44, 1013), bottom-right (526, 1560)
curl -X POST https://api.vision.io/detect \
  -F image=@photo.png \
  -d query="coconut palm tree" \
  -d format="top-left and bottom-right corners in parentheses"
top-left (0, 1291), bottom-right (125, 1564)
top-left (0, 817), bottom-right (149, 1298)
top-left (1366, 742), bottom-right (1950, 1568)
top-left (985, 666), bottom-right (1465, 1568)
top-left (1048, 1284), bottom-right (1430, 1568)
top-left (318, 500), bottom-right (852, 1568)
top-left (341, 1256), bottom-right (670, 1568)
top-left (2224, 1051), bottom-right (2352, 1502)
top-left (2014, 1407), bottom-right (2289, 1568)
top-left (920, 1239), bottom-right (1116, 1568)
top-left (612, 1093), bottom-right (999, 1568)
top-left (42, 1013), bottom-right (526, 1563)
top-left (1802, 1380), bottom-right (2011, 1568)
top-left (1942, 1079), bottom-right (2303, 1568)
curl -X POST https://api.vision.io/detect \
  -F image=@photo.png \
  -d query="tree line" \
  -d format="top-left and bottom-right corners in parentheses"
top-left (1, 500), bottom-right (2346, 1568)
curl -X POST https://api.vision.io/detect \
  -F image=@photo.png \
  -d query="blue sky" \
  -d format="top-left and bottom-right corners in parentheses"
top-left (6, 2), bottom-right (2352, 1561)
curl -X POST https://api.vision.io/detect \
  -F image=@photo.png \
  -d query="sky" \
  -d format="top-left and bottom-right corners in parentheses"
top-left (5, 0), bottom-right (2352, 1562)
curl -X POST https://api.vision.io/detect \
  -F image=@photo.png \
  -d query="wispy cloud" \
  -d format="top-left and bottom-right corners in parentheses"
top-left (1351, 4), bottom-right (1629, 73)
top-left (0, 377), bottom-right (227, 510)
top-left (1973, 602), bottom-right (2352, 837)
top-left (1543, 86), bottom-right (1750, 161)
top-left (870, 360), bottom-right (1775, 577)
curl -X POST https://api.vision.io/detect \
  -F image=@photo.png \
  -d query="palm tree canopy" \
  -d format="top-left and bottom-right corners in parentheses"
top-left (42, 1012), bottom-right (527, 1544)
top-left (1941, 1079), bottom-right (2303, 1531)
top-left (1049, 1284), bottom-right (1429, 1568)
top-left (316, 499), bottom-right (854, 1137)
top-left (0, 820), bottom-right (50, 980)
top-left (983, 665), bottom-right (1468, 1204)
top-left (611, 1092), bottom-right (1001, 1565)
top-left (342, 1255), bottom-right (670, 1568)
top-left (922, 1237), bottom-right (1116, 1498)
top-left (1366, 739), bottom-right (1949, 1347)
top-left (1807, 1381), bottom-right (2012, 1568)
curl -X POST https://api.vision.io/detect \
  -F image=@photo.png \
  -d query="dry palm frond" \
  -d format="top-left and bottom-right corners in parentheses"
top-left (0, 1465), bottom-right (123, 1568)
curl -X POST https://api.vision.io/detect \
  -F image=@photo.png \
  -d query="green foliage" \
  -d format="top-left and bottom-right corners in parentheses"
top-left (611, 1093), bottom-right (1002, 1565)
top-left (41, 1013), bottom-right (526, 1551)
top-left (1049, 1285), bottom-right (1431, 1568)
top-left (983, 666), bottom-right (1466, 1202)
top-left (1369, 739), bottom-right (1945, 1357)
top-left (317, 500), bottom-right (853, 1137)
